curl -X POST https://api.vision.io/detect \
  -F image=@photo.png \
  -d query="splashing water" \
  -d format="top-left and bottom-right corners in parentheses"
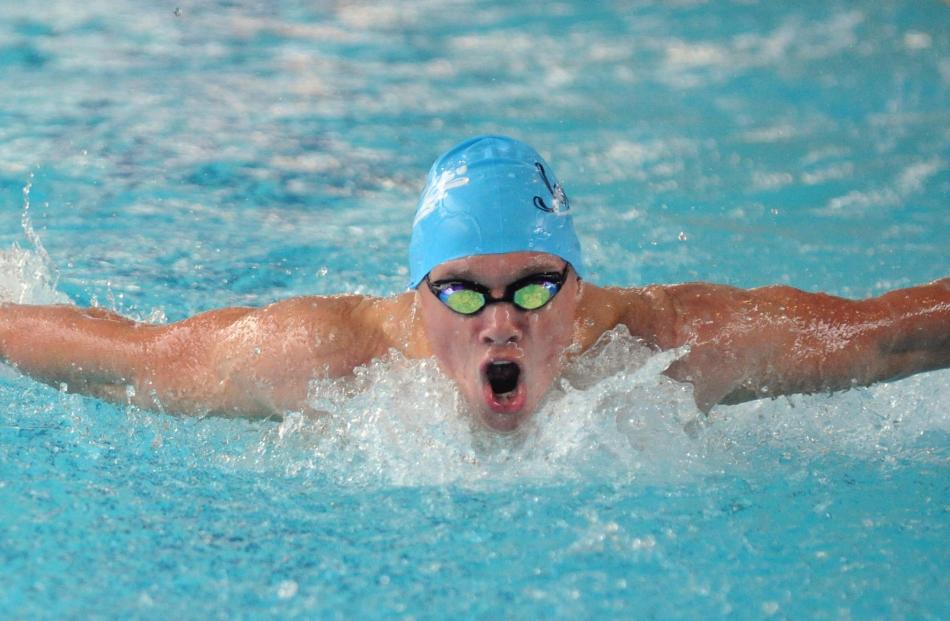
top-left (0, 176), bottom-right (69, 306)
top-left (258, 331), bottom-right (704, 488)
top-left (233, 325), bottom-right (949, 489)
top-left (2, 193), bottom-right (946, 492)
top-left (0, 244), bottom-right (67, 305)
top-left (1, 183), bottom-right (945, 492)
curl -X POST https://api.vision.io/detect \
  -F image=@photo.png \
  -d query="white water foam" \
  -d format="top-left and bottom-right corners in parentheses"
top-left (0, 176), bottom-right (70, 306)
top-left (0, 244), bottom-right (69, 306)
top-left (254, 325), bottom-right (949, 488)
top-left (241, 326), bottom-right (702, 488)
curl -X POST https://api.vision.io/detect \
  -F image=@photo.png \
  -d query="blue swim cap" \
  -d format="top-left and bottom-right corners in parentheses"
top-left (408, 135), bottom-right (584, 288)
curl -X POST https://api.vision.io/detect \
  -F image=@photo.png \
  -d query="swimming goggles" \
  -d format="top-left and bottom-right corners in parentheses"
top-left (425, 264), bottom-right (570, 315)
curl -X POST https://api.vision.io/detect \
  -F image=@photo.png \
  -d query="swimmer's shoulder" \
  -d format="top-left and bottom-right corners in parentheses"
top-left (266, 292), bottom-right (420, 357)
top-left (588, 281), bottom-right (810, 350)
top-left (580, 282), bottom-right (733, 350)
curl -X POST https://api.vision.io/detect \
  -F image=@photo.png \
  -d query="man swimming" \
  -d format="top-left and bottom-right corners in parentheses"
top-left (0, 136), bottom-right (948, 431)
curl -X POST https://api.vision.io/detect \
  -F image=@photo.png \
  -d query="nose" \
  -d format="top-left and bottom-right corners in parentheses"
top-left (478, 303), bottom-right (524, 345)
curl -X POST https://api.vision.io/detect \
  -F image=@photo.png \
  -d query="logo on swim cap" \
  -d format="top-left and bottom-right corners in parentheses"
top-left (408, 135), bottom-right (585, 289)
top-left (532, 162), bottom-right (570, 215)
top-left (413, 165), bottom-right (470, 228)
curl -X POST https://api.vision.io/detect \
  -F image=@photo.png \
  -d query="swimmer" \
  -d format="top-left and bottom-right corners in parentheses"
top-left (0, 136), bottom-right (948, 431)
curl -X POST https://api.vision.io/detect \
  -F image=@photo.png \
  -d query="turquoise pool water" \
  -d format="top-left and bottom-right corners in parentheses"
top-left (1, 1), bottom-right (948, 618)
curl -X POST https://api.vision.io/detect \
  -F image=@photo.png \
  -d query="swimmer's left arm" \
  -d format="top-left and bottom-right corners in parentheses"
top-left (648, 278), bottom-right (950, 411)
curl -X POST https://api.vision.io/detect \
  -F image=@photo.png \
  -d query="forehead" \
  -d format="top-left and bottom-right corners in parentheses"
top-left (429, 252), bottom-right (564, 282)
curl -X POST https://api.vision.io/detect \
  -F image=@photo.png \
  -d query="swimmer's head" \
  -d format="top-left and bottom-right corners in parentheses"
top-left (410, 136), bottom-right (585, 432)
top-left (408, 135), bottom-right (584, 288)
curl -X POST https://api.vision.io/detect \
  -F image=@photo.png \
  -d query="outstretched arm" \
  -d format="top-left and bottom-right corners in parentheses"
top-left (645, 278), bottom-right (950, 411)
top-left (0, 296), bottom-right (394, 417)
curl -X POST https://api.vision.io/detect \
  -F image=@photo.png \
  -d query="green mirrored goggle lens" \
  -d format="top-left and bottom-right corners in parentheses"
top-left (512, 283), bottom-right (555, 310)
top-left (443, 289), bottom-right (485, 314)
top-left (428, 266), bottom-right (567, 315)
top-left (441, 282), bottom-right (557, 314)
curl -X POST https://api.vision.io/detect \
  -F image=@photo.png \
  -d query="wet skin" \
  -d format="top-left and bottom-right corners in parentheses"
top-left (414, 252), bottom-right (582, 432)
top-left (0, 253), bottom-right (948, 430)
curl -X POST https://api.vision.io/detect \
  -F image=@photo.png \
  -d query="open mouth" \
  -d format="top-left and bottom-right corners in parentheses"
top-left (486, 361), bottom-right (520, 395)
top-left (482, 360), bottom-right (526, 414)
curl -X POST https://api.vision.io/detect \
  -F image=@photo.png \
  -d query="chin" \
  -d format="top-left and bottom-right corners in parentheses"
top-left (471, 389), bottom-right (539, 433)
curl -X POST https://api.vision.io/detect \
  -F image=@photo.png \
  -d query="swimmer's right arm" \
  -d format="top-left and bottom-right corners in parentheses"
top-left (0, 296), bottom-right (397, 417)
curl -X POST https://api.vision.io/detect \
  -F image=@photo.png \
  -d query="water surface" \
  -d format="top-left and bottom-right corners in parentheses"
top-left (1, 1), bottom-right (948, 619)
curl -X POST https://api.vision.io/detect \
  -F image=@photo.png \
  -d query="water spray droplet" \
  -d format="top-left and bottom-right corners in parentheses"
top-left (276, 580), bottom-right (298, 599)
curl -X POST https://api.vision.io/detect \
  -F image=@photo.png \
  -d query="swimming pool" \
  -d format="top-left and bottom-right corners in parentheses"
top-left (1, 0), bottom-right (948, 618)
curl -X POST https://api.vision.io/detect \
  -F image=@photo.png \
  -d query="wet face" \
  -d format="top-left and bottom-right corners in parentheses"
top-left (416, 252), bottom-right (581, 432)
